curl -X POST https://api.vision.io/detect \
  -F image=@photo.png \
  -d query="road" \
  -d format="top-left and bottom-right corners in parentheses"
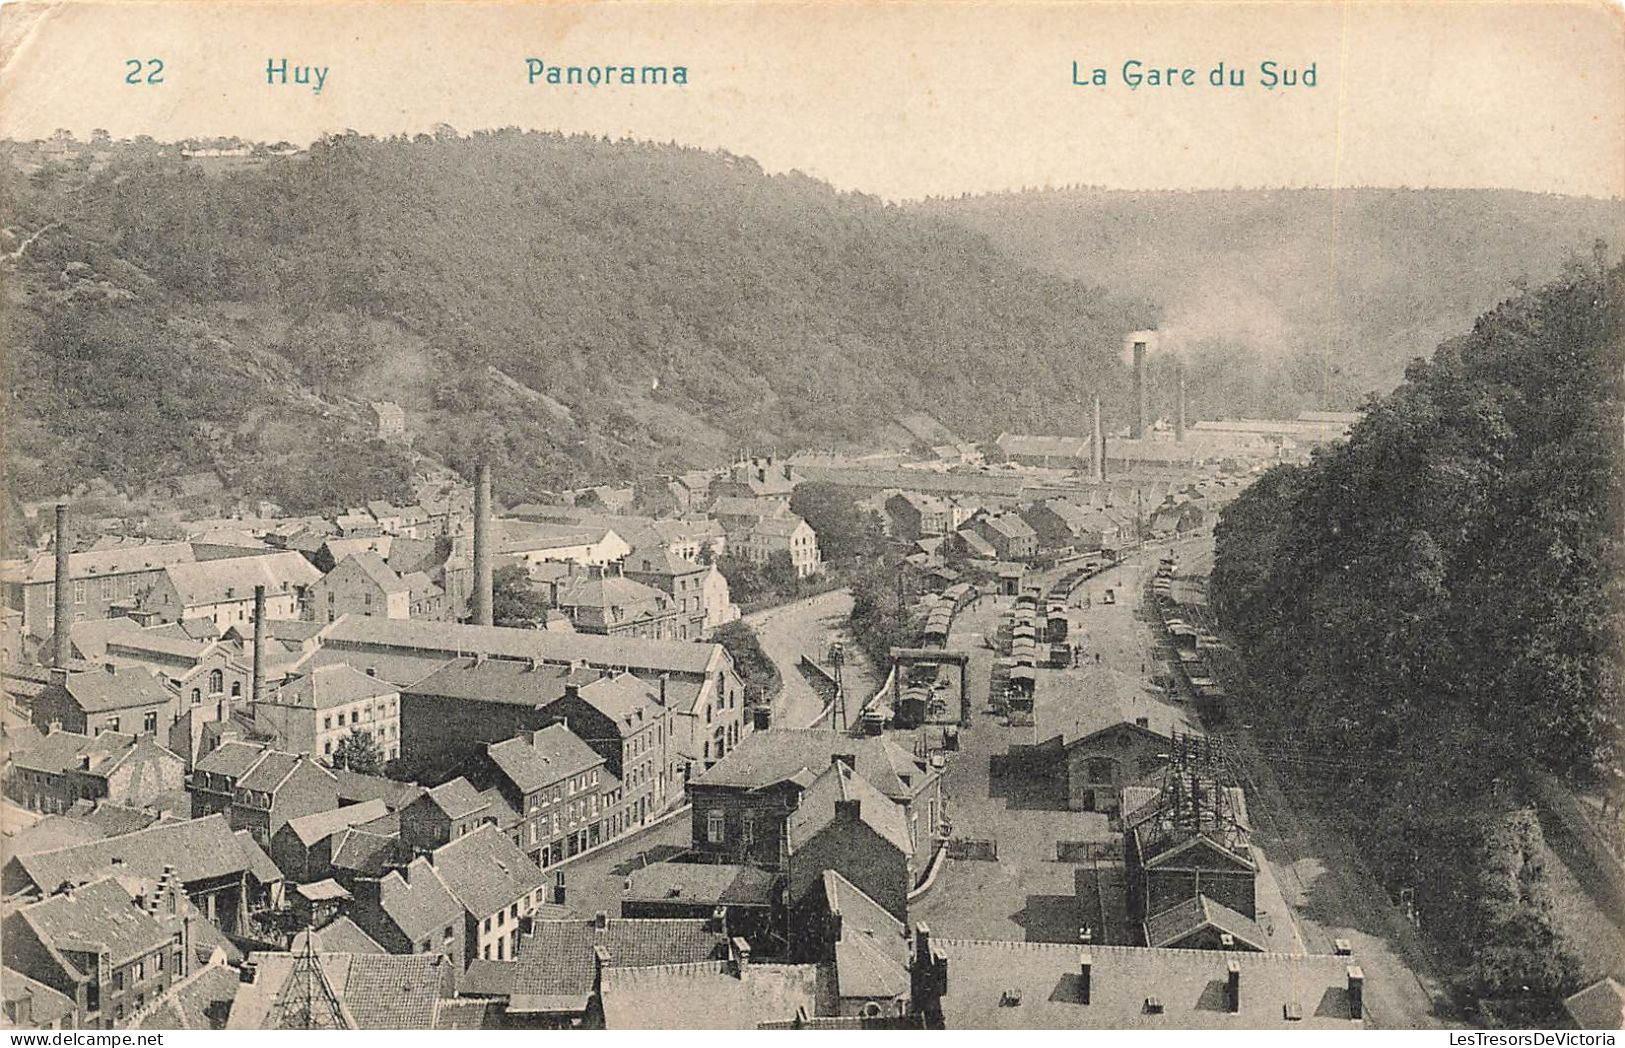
top-left (551, 588), bottom-right (876, 918)
top-left (745, 588), bottom-right (875, 729)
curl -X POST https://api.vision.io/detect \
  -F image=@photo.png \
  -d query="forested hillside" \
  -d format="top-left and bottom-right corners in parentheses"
top-left (924, 188), bottom-right (1623, 416)
top-left (0, 131), bottom-right (1149, 508)
top-left (1211, 259), bottom-right (1624, 1017)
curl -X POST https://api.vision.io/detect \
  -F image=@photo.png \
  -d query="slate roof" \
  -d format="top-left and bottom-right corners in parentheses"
top-left (404, 658), bottom-right (571, 707)
top-left (486, 724), bottom-right (603, 794)
top-left (1565, 977), bottom-right (1625, 1030)
top-left (317, 615), bottom-right (722, 676)
top-left (282, 799), bottom-right (391, 848)
top-left (333, 768), bottom-right (425, 810)
top-left (161, 551), bottom-right (320, 606)
top-left (15, 876), bottom-right (172, 966)
top-left (423, 777), bottom-right (489, 820)
top-left (1143, 894), bottom-right (1268, 951)
top-left (330, 829), bottom-right (399, 877)
top-left (238, 750), bottom-right (328, 793)
top-left (693, 729), bottom-right (930, 803)
top-left (429, 824), bottom-right (550, 919)
top-left (623, 546), bottom-right (703, 577)
top-left (134, 961), bottom-right (240, 1030)
top-left (823, 870), bottom-right (910, 1000)
top-left (623, 862), bottom-right (777, 908)
top-left (373, 858), bottom-right (462, 944)
top-left (599, 960), bottom-right (822, 1029)
top-left (3, 541), bottom-right (195, 585)
top-left (194, 740), bottom-right (269, 779)
top-left (5, 815), bottom-right (108, 856)
top-left (511, 918), bottom-right (728, 1005)
top-left (996, 433), bottom-right (1092, 460)
top-left (331, 551), bottom-right (408, 596)
top-left (9, 730), bottom-right (130, 776)
top-left (50, 664), bottom-right (175, 715)
top-left (786, 761), bottom-right (912, 858)
top-left (276, 664), bottom-right (399, 711)
top-left (3, 967), bottom-right (77, 1027)
top-left (9, 813), bottom-right (247, 891)
top-left (433, 999), bottom-right (505, 1029)
top-left (1036, 664), bottom-right (1200, 748)
top-left (234, 830), bottom-right (285, 885)
top-left (229, 951), bottom-right (454, 1030)
top-left (554, 575), bottom-right (671, 622)
top-left (931, 940), bottom-right (1365, 1029)
top-left (571, 673), bottom-right (659, 735)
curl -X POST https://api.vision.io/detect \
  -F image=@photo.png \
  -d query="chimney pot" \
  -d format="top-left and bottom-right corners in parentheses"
top-left (593, 910), bottom-right (608, 930)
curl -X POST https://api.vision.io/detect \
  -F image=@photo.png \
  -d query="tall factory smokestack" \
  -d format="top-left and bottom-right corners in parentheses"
top-left (1090, 395), bottom-right (1105, 483)
top-left (1175, 358), bottom-right (1187, 444)
top-left (251, 585), bottom-right (266, 705)
top-left (1132, 340), bottom-right (1148, 440)
top-left (52, 504), bottom-right (71, 668)
top-left (473, 463), bottom-right (494, 627)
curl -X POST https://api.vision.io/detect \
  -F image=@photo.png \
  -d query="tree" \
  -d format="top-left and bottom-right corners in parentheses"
top-left (491, 564), bottom-right (549, 627)
top-left (789, 482), bottom-right (884, 566)
top-left (762, 550), bottom-right (801, 596)
top-left (332, 729), bottom-right (385, 775)
top-left (712, 620), bottom-right (780, 709)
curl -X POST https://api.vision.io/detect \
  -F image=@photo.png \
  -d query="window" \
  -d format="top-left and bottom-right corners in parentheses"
top-left (742, 811), bottom-right (755, 843)
top-left (113, 972), bottom-right (124, 992)
top-left (483, 917), bottom-right (492, 933)
top-left (209, 669), bottom-right (224, 693)
top-left (324, 715), bottom-right (332, 730)
top-left (107, 717), bottom-right (120, 733)
top-left (231, 681), bottom-right (241, 698)
top-left (157, 952), bottom-right (165, 972)
top-left (73, 581), bottom-right (86, 604)
top-left (191, 688), bottom-right (201, 705)
top-left (706, 809), bottom-right (725, 844)
top-left (143, 711), bottom-right (157, 733)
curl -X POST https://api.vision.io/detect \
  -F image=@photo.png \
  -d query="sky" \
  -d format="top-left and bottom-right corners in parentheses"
top-left (0, 0), bottom-right (1620, 200)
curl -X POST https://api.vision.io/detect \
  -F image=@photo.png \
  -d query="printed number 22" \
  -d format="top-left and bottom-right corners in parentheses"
top-left (125, 59), bottom-right (164, 85)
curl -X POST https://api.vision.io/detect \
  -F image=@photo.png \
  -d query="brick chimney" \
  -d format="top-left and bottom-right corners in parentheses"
top-left (1175, 357), bottom-right (1187, 444)
top-left (1132, 340), bottom-right (1148, 440)
top-left (251, 585), bottom-right (266, 705)
top-left (472, 463), bottom-right (493, 626)
top-left (52, 504), bottom-right (71, 668)
top-left (1347, 965), bottom-right (1364, 1020)
top-left (1078, 951), bottom-right (1092, 1005)
top-left (1225, 958), bottom-right (1241, 1013)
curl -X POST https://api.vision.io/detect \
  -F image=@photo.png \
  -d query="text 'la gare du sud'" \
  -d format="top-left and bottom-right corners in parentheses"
top-left (1075, 60), bottom-right (1318, 89)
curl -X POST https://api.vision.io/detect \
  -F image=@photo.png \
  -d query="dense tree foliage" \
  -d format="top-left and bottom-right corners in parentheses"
top-left (331, 729), bottom-right (386, 775)
top-left (2, 131), bottom-right (1151, 506)
top-left (491, 564), bottom-right (549, 627)
top-left (1211, 260), bottom-right (1622, 1015)
top-left (848, 562), bottom-right (920, 672)
top-left (789, 483), bottom-right (886, 567)
top-left (712, 620), bottom-right (780, 709)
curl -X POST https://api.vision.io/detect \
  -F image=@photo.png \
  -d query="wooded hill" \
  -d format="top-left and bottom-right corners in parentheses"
top-left (1, 131), bottom-right (1148, 510)
top-left (1210, 258), bottom-right (1624, 1018)
top-left (922, 188), bottom-right (1623, 417)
